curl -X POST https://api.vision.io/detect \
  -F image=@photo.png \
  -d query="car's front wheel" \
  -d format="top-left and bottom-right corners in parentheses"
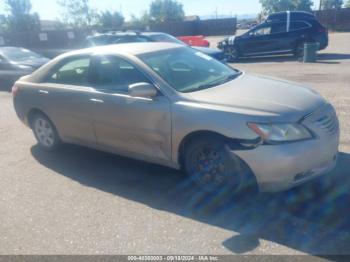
top-left (184, 135), bottom-right (256, 195)
top-left (224, 46), bottom-right (239, 62)
top-left (32, 113), bottom-right (61, 151)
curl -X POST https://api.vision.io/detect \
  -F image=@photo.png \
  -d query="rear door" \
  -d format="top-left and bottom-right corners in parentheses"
top-left (287, 21), bottom-right (312, 49)
top-left (88, 55), bottom-right (172, 162)
top-left (39, 55), bottom-right (96, 145)
top-left (268, 21), bottom-right (291, 52)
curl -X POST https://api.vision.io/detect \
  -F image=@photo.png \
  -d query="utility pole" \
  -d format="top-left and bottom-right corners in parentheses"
top-left (319, 0), bottom-right (323, 10)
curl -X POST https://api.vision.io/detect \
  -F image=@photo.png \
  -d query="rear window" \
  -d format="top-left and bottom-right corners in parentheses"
top-left (271, 22), bottom-right (287, 34)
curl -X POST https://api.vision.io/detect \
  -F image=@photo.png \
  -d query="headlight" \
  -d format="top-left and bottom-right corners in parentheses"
top-left (247, 122), bottom-right (313, 143)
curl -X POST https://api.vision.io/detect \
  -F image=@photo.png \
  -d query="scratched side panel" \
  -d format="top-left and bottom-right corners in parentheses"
top-left (92, 93), bottom-right (173, 165)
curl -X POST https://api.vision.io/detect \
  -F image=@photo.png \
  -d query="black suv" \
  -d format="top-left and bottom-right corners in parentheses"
top-left (82, 31), bottom-right (225, 61)
top-left (218, 11), bottom-right (328, 61)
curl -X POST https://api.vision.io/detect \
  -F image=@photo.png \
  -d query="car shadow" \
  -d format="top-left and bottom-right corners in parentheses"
top-left (233, 55), bottom-right (298, 64)
top-left (232, 53), bottom-right (350, 64)
top-left (31, 144), bottom-right (350, 255)
top-left (318, 53), bottom-right (350, 61)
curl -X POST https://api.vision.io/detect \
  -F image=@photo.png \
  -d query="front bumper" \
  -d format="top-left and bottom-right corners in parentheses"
top-left (235, 137), bottom-right (338, 192)
top-left (235, 104), bottom-right (340, 192)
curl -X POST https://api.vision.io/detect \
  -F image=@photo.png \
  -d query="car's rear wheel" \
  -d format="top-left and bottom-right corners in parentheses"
top-left (32, 113), bottom-right (61, 151)
top-left (184, 135), bottom-right (256, 195)
top-left (224, 46), bottom-right (239, 62)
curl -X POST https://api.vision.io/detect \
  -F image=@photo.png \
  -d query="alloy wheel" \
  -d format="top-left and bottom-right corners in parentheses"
top-left (34, 117), bottom-right (55, 148)
top-left (224, 47), bottom-right (238, 62)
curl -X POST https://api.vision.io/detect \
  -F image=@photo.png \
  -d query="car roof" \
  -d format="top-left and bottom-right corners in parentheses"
top-left (141, 32), bottom-right (167, 36)
top-left (0, 46), bottom-right (33, 57)
top-left (87, 31), bottom-right (167, 39)
top-left (267, 11), bottom-right (316, 22)
top-left (0, 46), bottom-right (27, 51)
top-left (63, 42), bottom-right (183, 58)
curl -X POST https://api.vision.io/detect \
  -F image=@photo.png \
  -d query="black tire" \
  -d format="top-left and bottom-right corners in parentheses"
top-left (184, 135), bottom-right (257, 195)
top-left (224, 46), bottom-right (239, 62)
top-left (31, 113), bottom-right (61, 151)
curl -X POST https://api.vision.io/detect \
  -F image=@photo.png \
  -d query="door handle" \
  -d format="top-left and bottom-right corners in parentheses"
top-left (38, 90), bottom-right (49, 94)
top-left (90, 98), bottom-right (104, 103)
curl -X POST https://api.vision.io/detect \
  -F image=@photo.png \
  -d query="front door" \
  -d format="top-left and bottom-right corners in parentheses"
top-left (88, 55), bottom-right (172, 162)
top-left (241, 22), bottom-right (287, 55)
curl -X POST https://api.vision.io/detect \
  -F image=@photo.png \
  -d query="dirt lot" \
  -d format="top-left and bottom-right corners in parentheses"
top-left (0, 32), bottom-right (350, 256)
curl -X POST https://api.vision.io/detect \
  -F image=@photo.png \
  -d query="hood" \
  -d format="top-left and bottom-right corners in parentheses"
top-left (192, 46), bottom-right (223, 55)
top-left (13, 57), bottom-right (50, 69)
top-left (184, 73), bottom-right (326, 122)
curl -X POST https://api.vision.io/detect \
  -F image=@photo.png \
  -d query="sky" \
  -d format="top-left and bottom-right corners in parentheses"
top-left (0, 0), bottom-right (322, 21)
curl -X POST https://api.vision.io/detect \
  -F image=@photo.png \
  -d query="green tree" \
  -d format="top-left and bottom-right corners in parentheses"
top-left (57, 0), bottom-right (97, 28)
top-left (260, 0), bottom-right (314, 14)
top-left (149, 0), bottom-right (185, 22)
top-left (97, 11), bottom-right (124, 29)
top-left (4, 0), bottom-right (40, 32)
top-left (346, 0), bottom-right (350, 7)
top-left (321, 0), bottom-right (343, 9)
top-left (128, 12), bottom-right (151, 29)
top-left (0, 15), bottom-right (8, 32)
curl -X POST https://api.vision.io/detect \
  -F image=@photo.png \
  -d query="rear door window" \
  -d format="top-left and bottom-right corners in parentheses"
top-left (290, 22), bottom-right (311, 31)
top-left (47, 57), bottom-right (90, 86)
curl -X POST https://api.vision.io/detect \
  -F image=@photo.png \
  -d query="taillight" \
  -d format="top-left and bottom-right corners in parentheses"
top-left (12, 85), bottom-right (19, 97)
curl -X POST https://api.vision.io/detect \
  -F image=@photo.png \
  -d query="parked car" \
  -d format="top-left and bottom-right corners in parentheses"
top-left (177, 35), bottom-right (210, 47)
top-left (13, 43), bottom-right (339, 194)
top-left (82, 31), bottom-right (224, 61)
top-left (0, 47), bottom-right (49, 89)
top-left (218, 11), bottom-right (328, 61)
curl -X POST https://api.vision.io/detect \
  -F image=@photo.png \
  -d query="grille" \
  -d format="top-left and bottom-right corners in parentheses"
top-left (312, 110), bottom-right (339, 135)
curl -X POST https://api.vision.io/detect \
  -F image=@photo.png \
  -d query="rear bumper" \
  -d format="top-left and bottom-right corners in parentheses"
top-left (234, 131), bottom-right (339, 192)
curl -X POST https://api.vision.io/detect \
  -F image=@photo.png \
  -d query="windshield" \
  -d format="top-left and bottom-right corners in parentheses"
top-left (148, 34), bottom-right (185, 45)
top-left (0, 47), bottom-right (43, 62)
top-left (139, 47), bottom-right (240, 93)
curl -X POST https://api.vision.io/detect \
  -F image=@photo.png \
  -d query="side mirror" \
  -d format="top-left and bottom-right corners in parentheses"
top-left (128, 82), bottom-right (158, 98)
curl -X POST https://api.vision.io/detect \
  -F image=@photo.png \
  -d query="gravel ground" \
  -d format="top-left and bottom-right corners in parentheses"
top-left (0, 32), bottom-right (350, 256)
